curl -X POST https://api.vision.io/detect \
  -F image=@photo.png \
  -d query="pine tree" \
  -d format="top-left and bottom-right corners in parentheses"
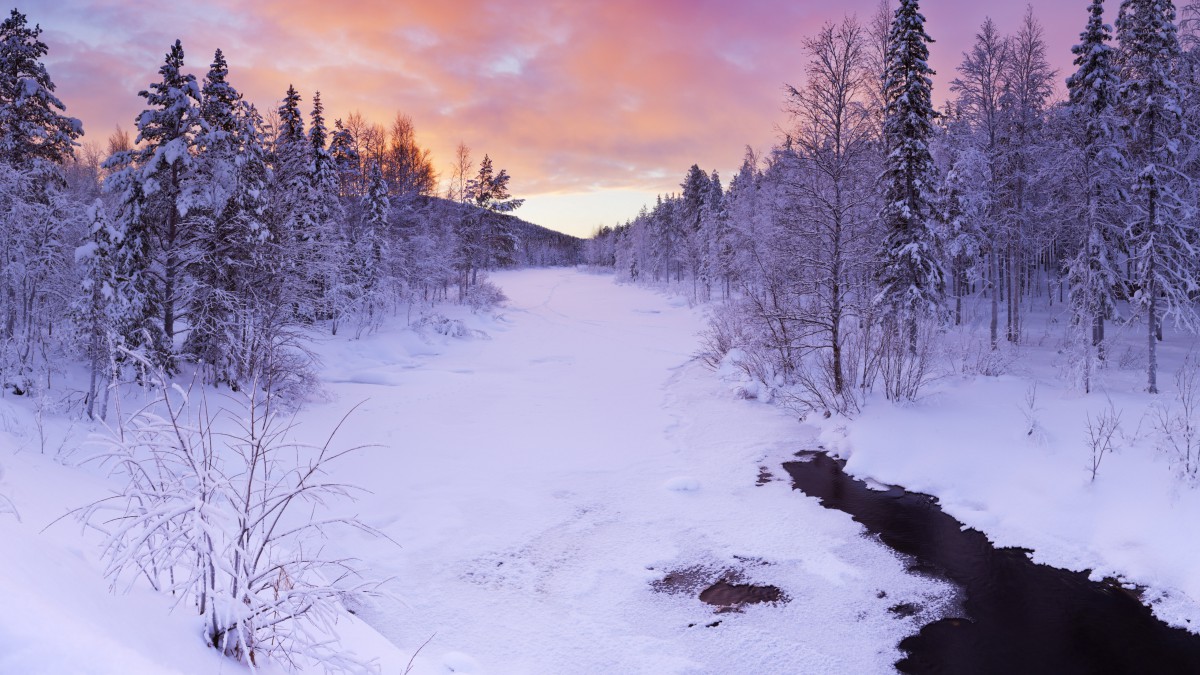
top-left (103, 40), bottom-right (201, 374)
top-left (1066, 0), bottom-right (1124, 389)
top-left (1117, 0), bottom-right (1194, 393)
top-left (185, 49), bottom-right (272, 384)
top-left (328, 118), bottom-right (359, 197)
top-left (73, 200), bottom-right (117, 418)
top-left (0, 9), bottom-right (80, 393)
top-left (457, 154), bottom-right (523, 292)
top-left (0, 9), bottom-right (82, 168)
top-left (876, 0), bottom-right (944, 353)
top-left (679, 164), bottom-right (710, 297)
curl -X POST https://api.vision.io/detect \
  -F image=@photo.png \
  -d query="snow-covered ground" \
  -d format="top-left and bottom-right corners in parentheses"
top-left (0, 267), bottom-right (954, 673)
top-left (819, 307), bottom-right (1200, 632)
top-left (313, 268), bottom-right (953, 673)
top-left (6, 267), bottom-right (1200, 673)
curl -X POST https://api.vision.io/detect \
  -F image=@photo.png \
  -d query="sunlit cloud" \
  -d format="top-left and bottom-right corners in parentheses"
top-left (35, 1), bottom-right (1085, 236)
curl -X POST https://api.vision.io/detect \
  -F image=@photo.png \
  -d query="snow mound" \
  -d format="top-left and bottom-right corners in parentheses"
top-left (664, 476), bottom-right (702, 492)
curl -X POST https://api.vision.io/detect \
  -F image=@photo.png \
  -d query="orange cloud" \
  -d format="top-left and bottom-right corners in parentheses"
top-left (37, 1), bottom-right (1085, 235)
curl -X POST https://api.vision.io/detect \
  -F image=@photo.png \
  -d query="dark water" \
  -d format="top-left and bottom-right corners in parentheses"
top-left (783, 451), bottom-right (1200, 675)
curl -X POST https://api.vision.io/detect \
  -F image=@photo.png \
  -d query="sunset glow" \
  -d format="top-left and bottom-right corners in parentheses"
top-left (40, 0), bottom-right (1085, 236)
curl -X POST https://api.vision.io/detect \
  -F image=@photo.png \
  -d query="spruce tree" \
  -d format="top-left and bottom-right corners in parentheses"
top-left (103, 40), bottom-right (201, 374)
top-left (1117, 0), bottom-right (1193, 393)
top-left (328, 118), bottom-right (360, 197)
top-left (185, 49), bottom-right (268, 384)
top-left (0, 9), bottom-right (81, 168)
top-left (1066, 0), bottom-right (1124, 388)
top-left (349, 162), bottom-right (389, 332)
top-left (876, 0), bottom-right (944, 353)
top-left (73, 200), bottom-right (117, 418)
top-left (309, 92), bottom-right (348, 332)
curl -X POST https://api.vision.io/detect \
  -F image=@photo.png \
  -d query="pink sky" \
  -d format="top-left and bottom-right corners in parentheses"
top-left (38, 1), bottom-right (1087, 236)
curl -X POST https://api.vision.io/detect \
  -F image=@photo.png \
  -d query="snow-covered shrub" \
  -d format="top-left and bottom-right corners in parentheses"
top-left (1152, 356), bottom-right (1200, 483)
top-left (1018, 382), bottom-right (1047, 445)
top-left (82, 371), bottom-right (381, 671)
top-left (878, 318), bottom-right (940, 403)
top-left (413, 312), bottom-right (489, 340)
top-left (225, 301), bottom-right (320, 406)
top-left (699, 302), bottom-right (753, 369)
top-left (462, 278), bottom-right (507, 312)
top-left (948, 332), bottom-right (1017, 378)
top-left (1117, 344), bottom-right (1147, 372)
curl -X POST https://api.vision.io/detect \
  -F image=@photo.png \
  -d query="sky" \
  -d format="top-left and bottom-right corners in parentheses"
top-left (35, 1), bottom-right (1088, 238)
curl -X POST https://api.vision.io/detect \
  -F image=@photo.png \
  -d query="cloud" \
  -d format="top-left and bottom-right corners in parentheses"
top-left (34, 0), bottom-right (1086, 233)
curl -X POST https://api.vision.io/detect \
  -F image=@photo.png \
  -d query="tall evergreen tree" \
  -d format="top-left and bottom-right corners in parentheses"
top-left (1117, 0), bottom-right (1194, 393)
top-left (1066, 0), bottom-right (1124, 388)
top-left (0, 9), bottom-right (81, 393)
top-left (328, 118), bottom-right (359, 197)
top-left (309, 92), bottom-right (349, 332)
top-left (876, 0), bottom-right (944, 353)
top-left (73, 200), bottom-right (117, 418)
top-left (103, 40), bottom-right (201, 373)
top-left (185, 49), bottom-right (273, 384)
top-left (0, 9), bottom-right (81, 168)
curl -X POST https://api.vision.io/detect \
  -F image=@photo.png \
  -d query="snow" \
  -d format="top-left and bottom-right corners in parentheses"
top-left (307, 268), bottom-right (954, 673)
top-left (0, 268), bottom-right (956, 672)
top-left (8, 266), bottom-right (1200, 671)
top-left (811, 313), bottom-right (1200, 632)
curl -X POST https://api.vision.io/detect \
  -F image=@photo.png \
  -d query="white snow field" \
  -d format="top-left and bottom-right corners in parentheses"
top-left (0, 267), bottom-right (953, 674)
top-left (313, 268), bottom-right (954, 673)
top-left (9, 266), bottom-right (1200, 673)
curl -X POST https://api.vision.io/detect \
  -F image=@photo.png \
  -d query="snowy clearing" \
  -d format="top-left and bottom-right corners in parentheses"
top-left (1, 267), bottom-right (955, 673)
top-left (8, 266), bottom-right (1200, 673)
top-left (314, 268), bottom-right (954, 673)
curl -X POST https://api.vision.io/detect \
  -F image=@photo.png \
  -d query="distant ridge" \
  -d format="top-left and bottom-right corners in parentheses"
top-left (411, 195), bottom-right (584, 267)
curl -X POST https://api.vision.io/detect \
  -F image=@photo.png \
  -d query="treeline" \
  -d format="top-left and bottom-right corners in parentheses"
top-left (588, 0), bottom-right (1199, 413)
top-left (0, 9), bottom-right (580, 416)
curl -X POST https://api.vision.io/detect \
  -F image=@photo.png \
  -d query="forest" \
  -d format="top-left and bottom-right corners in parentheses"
top-left (8, 0), bottom-right (1200, 672)
top-left (588, 0), bottom-right (1198, 415)
top-left (0, 9), bottom-right (580, 419)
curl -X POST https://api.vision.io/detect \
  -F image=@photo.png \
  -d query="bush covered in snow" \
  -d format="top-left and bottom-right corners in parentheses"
top-left (82, 372), bottom-right (382, 671)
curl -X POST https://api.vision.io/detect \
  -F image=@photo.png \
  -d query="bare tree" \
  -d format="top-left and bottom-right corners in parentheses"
top-left (782, 17), bottom-right (881, 412)
top-left (448, 141), bottom-right (473, 203)
top-left (952, 18), bottom-right (1010, 349)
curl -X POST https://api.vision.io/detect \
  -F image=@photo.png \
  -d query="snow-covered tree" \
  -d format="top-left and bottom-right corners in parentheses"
top-left (1065, 0), bottom-right (1125, 388)
top-left (104, 40), bottom-right (201, 374)
top-left (347, 162), bottom-right (389, 334)
top-left (73, 200), bottom-right (117, 418)
top-left (950, 18), bottom-right (1008, 346)
top-left (0, 9), bottom-right (82, 168)
top-left (993, 8), bottom-right (1057, 345)
top-left (779, 16), bottom-right (882, 408)
top-left (184, 49), bottom-right (273, 385)
top-left (876, 0), bottom-right (944, 353)
top-left (456, 154), bottom-right (523, 293)
top-left (1117, 0), bottom-right (1195, 393)
top-left (0, 9), bottom-right (82, 394)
